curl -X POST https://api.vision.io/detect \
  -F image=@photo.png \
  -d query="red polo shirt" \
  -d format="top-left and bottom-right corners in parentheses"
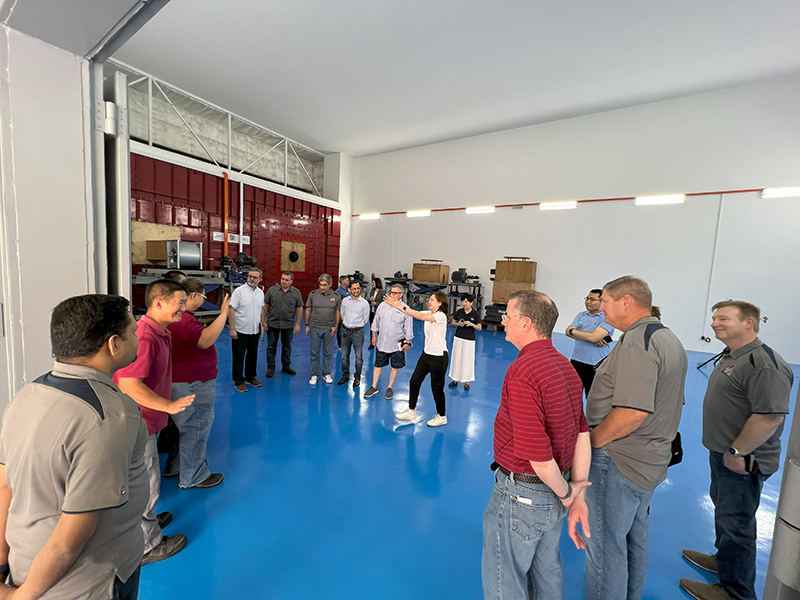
top-left (168, 311), bottom-right (218, 383)
top-left (113, 315), bottom-right (172, 435)
top-left (493, 339), bottom-right (588, 475)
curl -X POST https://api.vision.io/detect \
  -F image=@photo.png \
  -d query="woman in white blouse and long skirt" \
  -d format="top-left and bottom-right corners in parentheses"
top-left (383, 291), bottom-right (449, 427)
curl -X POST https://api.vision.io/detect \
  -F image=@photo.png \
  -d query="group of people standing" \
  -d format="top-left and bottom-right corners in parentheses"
top-left (483, 277), bottom-right (793, 600)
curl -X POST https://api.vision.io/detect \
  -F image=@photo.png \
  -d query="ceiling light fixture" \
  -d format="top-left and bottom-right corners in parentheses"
top-left (634, 194), bottom-right (685, 206)
top-left (358, 213), bottom-right (381, 221)
top-left (761, 187), bottom-right (800, 199)
top-left (465, 206), bottom-right (496, 215)
top-left (407, 210), bottom-right (432, 218)
top-left (539, 201), bottom-right (577, 211)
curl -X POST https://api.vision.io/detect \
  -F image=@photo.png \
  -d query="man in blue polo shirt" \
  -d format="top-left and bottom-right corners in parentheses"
top-left (566, 288), bottom-right (614, 396)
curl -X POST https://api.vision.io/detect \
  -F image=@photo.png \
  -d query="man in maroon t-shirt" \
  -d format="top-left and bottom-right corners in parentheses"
top-left (167, 278), bottom-right (230, 490)
top-left (482, 290), bottom-right (591, 599)
top-left (115, 279), bottom-right (194, 565)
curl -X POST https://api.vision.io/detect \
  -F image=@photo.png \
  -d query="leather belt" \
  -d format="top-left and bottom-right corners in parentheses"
top-left (491, 461), bottom-right (544, 485)
top-left (344, 325), bottom-right (364, 331)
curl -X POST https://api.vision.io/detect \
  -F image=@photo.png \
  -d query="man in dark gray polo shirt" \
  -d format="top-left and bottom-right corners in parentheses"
top-left (305, 273), bottom-right (341, 385)
top-left (262, 271), bottom-right (304, 378)
top-left (0, 295), bottom-right (149, 600)
top-left (584, 276), bottom-right (687, 600)
top-left (680, 301), bottom-right (792, 600)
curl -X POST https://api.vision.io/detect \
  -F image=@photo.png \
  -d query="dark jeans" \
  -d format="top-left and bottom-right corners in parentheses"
top-left (341, 326), bottom-right (365, 377)
top-left (409, 352), bottom-right (449, 416)
top-left (710, 451), bottom-right (769, 600)
top-left (266, 327), bottom-right (294, 370)
top-left (570, 359), bottom-right (596, 396)
top-left (231, 332), bottom-right (260, 384)
top-left (113, 565), bottom-right (141, 600)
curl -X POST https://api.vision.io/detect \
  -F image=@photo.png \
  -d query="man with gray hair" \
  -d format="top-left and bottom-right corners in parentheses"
top-left (584, 275), bottom-right (687, 600)
top-left (305, 273), bottom-right (341, 385)
top-left (364, 284), bottom-right (414, 400)
top-left (228, 267), bottom-right (265, 392)
top-left (482, 290), bottom-right (591, 598)
top-left (680, 300), bottom-right (792, 600)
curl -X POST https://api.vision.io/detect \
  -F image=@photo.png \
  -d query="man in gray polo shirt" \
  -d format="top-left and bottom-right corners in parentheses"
top-left (680, 301), bottom-right (792, 600)
top-left (262, 271), bottom-right (304, 378)
top-left (0, 295), bottom-right (149, 600)
top-left (584, 276), bottom-right (687, 600)
top-left (305, 273), bottom-right (341, 385)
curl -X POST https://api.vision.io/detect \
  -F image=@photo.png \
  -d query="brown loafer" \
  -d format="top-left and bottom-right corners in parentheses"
top-left (265, 368), bottom-right (275, 378)
top-left (337, 375), bottom-right (349, 385)
top-left (353, 377), bottom-right (360, 388)
top-left (247, 379), bottom-right (262, 387)
top-left (234, 383), bottom-right (248, 392)
top-left (281, 367), bottom-right (296, 375)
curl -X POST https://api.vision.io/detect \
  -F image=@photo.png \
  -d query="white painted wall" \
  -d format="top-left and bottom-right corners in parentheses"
top-left (348, 75), bottom-right (800, 363)
top-left (0, 28), bottom-right (96, 408)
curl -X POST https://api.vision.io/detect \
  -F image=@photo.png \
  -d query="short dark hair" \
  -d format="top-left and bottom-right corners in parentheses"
top-left (712, 300), bottom-right (761, 333)
top-left (589, 289), bottom-right (603, 296)
top-left (145, 279), bottom-right (186, 309)
top-left (349, 280), bottom-right (361, 289)
top-left (603, 276), bottom-right (652, 310)
top-left (461, 293), bottom-right (475, 303)
top-left (164, 270), bottom-right (185, 282)
top-left (339, 275), bottom-right (349, 283)
top-left (508, 290), bottom-right (559, 338)
top-left (181, 277), bottom-right (205, 296)
top-left (51, 295), bottom-right (132, 360)
top-left (282, 271), bottom-right (294, 280)
top-left (432, 292), bottom-right (448, 312)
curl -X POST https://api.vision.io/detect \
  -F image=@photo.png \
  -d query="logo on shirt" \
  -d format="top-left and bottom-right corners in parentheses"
top-left (120, 485), bottom-right (127, 495)
top-left (722, 365), bottom-right (735, 376)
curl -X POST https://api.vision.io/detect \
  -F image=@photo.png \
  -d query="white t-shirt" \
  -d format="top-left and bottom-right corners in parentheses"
top-left (422, 311), bottom-right (448, 356)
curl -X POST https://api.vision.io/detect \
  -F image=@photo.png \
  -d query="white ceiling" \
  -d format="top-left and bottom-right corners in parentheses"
top-left (18, 0), bottom-right (800, 158)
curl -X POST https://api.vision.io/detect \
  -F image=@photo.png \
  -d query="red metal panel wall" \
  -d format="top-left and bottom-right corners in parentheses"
top-left (130, 153), bottom-right (341, 301)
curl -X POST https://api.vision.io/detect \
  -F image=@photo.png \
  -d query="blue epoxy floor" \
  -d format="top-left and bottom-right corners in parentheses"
top-left (140, 324), bottom-right (799, 600)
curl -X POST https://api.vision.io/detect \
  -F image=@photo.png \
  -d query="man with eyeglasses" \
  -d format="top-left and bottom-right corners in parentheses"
top-left (364, 285), bottom-right (414, 399)
top-left (566, 289), bottom-right (614, 396)
top-left (228, 268), bottom-right (266, 392)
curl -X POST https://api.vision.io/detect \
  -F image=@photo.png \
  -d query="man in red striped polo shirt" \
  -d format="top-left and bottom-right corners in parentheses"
top-left (482, 290), bottom-right (591, 599)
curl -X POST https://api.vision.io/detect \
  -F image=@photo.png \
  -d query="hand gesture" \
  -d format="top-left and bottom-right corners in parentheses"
top-left (167, 394), bottom-right (195, 414)
top-left (566, 493), bottom-right (591, 550)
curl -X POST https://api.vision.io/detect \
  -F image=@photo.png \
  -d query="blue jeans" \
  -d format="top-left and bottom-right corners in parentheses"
top-left (340, 326), bottom-right (365, 377)
top-left (266, 327), bottom-right (294, 370)
top-left (709, 451), bottom-right (768, 600)
top-left (584, 448), bottom-right (654, 600)
top-left (170, 380), bottom-right (215, 488)
top-left (113, 566), bottom-right (141, 600)
top-left (309, 326), bottom-right (334, 377)
top-left (482, 471), bottom-right (567, 599)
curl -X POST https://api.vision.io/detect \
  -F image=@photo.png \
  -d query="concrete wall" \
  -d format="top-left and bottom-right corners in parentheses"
top-left (348, 75), bottom-right (800, 363)
top-left (0, 27), bottom-right (96, 408)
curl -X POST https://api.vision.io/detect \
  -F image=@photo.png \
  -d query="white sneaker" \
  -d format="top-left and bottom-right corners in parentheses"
top-left (323, 374), bottom-right (334, 384)
top-left (309, 376), bottom-right (318, 385)
top-left (395, 408), bottom-right (417, 421)
top-left (427, 414), bottom-right (447, 427)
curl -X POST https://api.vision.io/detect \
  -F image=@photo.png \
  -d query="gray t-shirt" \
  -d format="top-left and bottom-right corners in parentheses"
top-left (0, 362), bottom-right (149, 599)
top-left (306, 289), bottom-right (341, 328)
top-left (587, 317), bottom-right (688, 490)
top-left (264, 284), bottom-right (303, 329)
top-left (702, 338), bottom-right (793, 475)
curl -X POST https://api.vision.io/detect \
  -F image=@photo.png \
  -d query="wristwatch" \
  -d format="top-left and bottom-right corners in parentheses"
top-left (727, 446), bottom-right (744, 457)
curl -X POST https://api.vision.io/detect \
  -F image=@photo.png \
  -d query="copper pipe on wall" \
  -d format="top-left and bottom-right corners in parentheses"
top-left (223, 172), bottom-right (229, 257)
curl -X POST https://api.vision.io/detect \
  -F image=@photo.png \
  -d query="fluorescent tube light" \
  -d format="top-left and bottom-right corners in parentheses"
top-left (359, 213), bottom-right (380, 221)
top-left (407, 210), bottom-right (431, 218)
top-left (465, 206), bottom-right (496, 215)
top-left (761, 187), bottom-right (800, 199)
top-left (634, 194), bottom-right (685, 206)
top-left (539, 201), bottom-right (577, 211)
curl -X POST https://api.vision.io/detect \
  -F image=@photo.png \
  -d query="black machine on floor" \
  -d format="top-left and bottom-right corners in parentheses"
top-left (484, 303), bottom-right (507, 324)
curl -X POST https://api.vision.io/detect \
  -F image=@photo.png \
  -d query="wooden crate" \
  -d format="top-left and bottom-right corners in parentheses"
top-left (412, 263), bottom-right (450, 283)
top-left (492, 281), bottom-right (536, 304)
top-left (495, 259), bottom-right (537, 283)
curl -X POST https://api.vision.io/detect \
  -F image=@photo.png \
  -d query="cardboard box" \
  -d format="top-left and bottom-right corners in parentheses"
top-left (412, 263), bottom-right (450, 283)
top-left (492, 281), bottom-right (536, 304)
top-left (495, 259), bottom-right (537, 283)
top-left (146, 240), bottom-right (172, 262)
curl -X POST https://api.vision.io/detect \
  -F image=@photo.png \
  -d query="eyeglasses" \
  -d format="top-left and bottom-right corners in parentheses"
top-left (390, 291), bottom-right (403, 295)
top-left (584, 297), bottom-right (601, 302)
top-left (196, 293), bottom-right (207, 300)
top-left (501, 313), bottom-right (521, 322)
top-left (248, 275), bottom-right (260, 280)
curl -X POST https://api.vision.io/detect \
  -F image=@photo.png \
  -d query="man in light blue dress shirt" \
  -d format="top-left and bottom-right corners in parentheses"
top-left (565, 288), bottom-right (614, 396)
top-left (364, 284), bottom-right (414, 400)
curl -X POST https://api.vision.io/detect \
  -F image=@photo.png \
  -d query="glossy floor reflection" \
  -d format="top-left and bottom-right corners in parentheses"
top-left (139, 324), bottom-right (798, 600)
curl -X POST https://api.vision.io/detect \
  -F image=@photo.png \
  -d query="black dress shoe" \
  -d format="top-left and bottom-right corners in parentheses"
top-left (281, 367), bottom-right (296, 375)
top-left (156, 511), bottom-right (172, 529)
top-left (448, 380), bottom-right (458, 388)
